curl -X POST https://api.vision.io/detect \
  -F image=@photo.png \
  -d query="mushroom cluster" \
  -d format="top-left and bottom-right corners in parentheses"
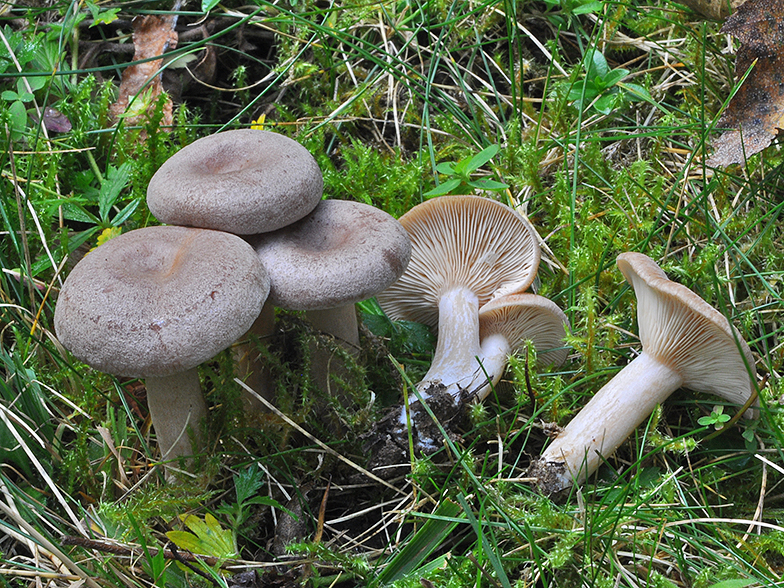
top-left (54, 128), bottom-right (411, 477)
top-left (147, 129), bottom-right (411, 409)
top-left (375, 195), bottom-right (570, 454)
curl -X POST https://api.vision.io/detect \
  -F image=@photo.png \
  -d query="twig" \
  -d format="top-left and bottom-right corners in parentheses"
top-left (61, 536), bottom-right (225, 568)
top-left (169, 542), bottom-right (222, 586)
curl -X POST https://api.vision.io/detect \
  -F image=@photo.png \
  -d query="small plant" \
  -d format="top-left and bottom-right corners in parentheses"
top-left (698, 405), bottom-right (732, 430)
top-left (53, 160), bottom-right (139, 250)
top-left (424, 144), bottom-right (509, 196)
top-left (569, 49), bottom-right (652, 115)
top-left (542, 0), bottom-right (605, 30)
top-left (1, 75), bottom-right (47, 140)
top-left (214, 467), bottom-right (291, 549)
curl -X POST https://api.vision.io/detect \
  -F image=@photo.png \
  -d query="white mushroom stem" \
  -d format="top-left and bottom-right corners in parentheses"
top-left (145, 368), bottom-right (208, 472)
top-left (306, 306), bottom-right (360, 399)
top-left (472, 332), bottom-right (515, 401)
top-left (417, 287), bottom-right (483, 398)
top-left (534, 352), bottom-right (682, 490)
top-left (236, 302), bottom-right (277, 410)
top-left (306, 306), bottom-right (360, 347)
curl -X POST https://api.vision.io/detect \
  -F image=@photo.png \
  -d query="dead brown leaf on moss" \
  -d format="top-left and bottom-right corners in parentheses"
top-left (708, 0), bottom-right (784, 166)
top-left (109, 14), bottom-right (178, 132)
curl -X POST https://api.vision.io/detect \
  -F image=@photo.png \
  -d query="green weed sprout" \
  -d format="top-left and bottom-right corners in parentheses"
top-left (425, 145), bottom-right (509, 196)
top-left (570, 49), bottom-right (653, 115)
top-left (698, 405), bottom-right (732, 430)
top-left (213, 467), bottom-right (292, 551)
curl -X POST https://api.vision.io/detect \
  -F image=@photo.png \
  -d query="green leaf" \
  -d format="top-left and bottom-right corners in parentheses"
top-left (568, 82), bottom-right (599, 105)
top-left (202, 0), bottom-right (221, 12)
top-left (110, 198), bottom-right (140, 227)
top-left (98, 162), bottom-right (131, 221)
top-left (60, 201), bottom-right (99, 224)
top-left (22, 75), bottom-right (47, 93)
top-left (601, 68), bottom-right (628, 89)
top-left (166, 513), bottom-right (237, 561)
top-left (573, 1), bottom-right (604, 14)
top-left (86, 0), bottom-right (121, 27)
top-left (451, 154), bottom-right (473, 176)
top-left (234, 467), bottom-right (264, 505)
top-left (593, 93), bottom-right (617, 115)
top-left (589, 49), bottom-right (609, 78)
top-left (423, 178), bottom-right (462, 196)
top-left (467, 178), bottom-right (509, 191)
top-left (618, 82), bottom-right (654, 103)
top-left (705, 581), bottom-right (756, 588)
top-left (2, 90), bottom-right (19, 101)
top-left (465, 144), bottom-right (499, 173)
top-left (7, 100), bottom-right (27, 137)
top-left (434, 161), bottom-right (455, 175)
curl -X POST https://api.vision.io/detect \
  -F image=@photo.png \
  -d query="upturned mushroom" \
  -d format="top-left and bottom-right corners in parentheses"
top-left (376, 195), bottom-right (541, 400)
top-left (147, 129), bottom-right (323, 235)
top-left (54, 226), bottom-right (269, 476)
top-left (476, 293), bottom-right (570, 400)
top-left (527, 252), bottom-right (758, 495)
top-left (249, 199), bottom-right (411, 396)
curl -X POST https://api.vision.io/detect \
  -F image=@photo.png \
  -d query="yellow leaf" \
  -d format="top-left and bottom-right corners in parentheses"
top-left (88, 227), bottom-right (122, 253)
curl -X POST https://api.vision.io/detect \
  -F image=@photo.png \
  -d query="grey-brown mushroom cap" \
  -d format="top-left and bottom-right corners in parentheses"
top-left (479, 293), bottom-right (570, 367)
top-left (54, 226), bottom-right (270, 378)
top-left (376, 195), bottom-right (541, 328)
top-left (147, 129), bottom-right (323, 235)
top-left (617, 252), bottom-right (757, 415)
top-left (250, 199), bottom-right (412, 310)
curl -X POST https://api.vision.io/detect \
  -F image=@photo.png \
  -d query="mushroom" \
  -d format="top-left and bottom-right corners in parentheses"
top-left (249, 199), bottom-right (411, 397)
top-left (527, 252), bottom-right (758, 495)
top-left (146, 129), bottom-right (323, 235)
top-left (146, 128), bottom-right (323, 407)
top-left (376, 195), bottom-right (541, 400)
top-left (54, 226), bottom-right (269, 475)
top-left (476, 293), bottom-right (570, 400)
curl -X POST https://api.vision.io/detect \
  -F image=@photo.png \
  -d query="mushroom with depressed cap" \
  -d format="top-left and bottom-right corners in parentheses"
top-left (54, 226), bottom-right (269, 476)
top-left (377, 195), bottom-right (541, 400)
top-left (526, 252), bottom-right (758, 495)
top-left (249, 199), bottom-right (411, 398)
top-left (147, 129), bottom-right (323, 235)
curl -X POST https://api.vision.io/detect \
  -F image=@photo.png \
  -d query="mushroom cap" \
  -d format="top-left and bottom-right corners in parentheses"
top-left (617, 252), bottom-right (757, 415)
top-left (250, 199), bottom-right (411, 310)
top-left (147, 129), bottom-right (323, 235)
top-left (54, 226), bottom-right (269, 378)
top-left (479, 293), bottom-right (570, 367)
top-left (376, 195), bottom-right (541, 328)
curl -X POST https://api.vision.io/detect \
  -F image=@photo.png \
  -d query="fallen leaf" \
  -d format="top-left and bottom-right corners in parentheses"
top-left (709, 0), bottom-right (784, 166)
top-left (29, 106), bottom-right (72, 133)
top-left (109, 13), bottom-right (178, 132)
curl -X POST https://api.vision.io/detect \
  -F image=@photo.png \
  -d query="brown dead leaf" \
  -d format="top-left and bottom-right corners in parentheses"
top-left (709, 0), bottom-right (784, 166)
top-left (109, 14), bottom-right (178, 132)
